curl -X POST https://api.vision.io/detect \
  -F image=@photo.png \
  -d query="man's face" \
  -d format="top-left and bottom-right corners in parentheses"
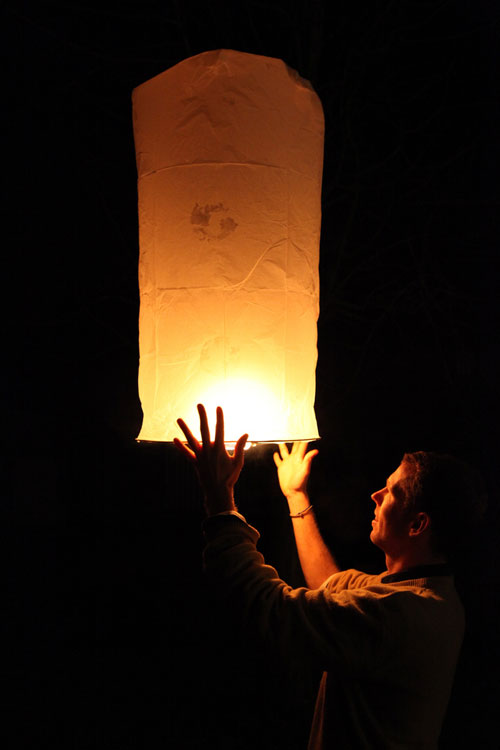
top-left (370, 463), bottom-right (412, 556)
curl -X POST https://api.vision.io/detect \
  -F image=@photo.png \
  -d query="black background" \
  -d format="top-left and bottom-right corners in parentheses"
top-left (3, 1), bottom-right (499, 747)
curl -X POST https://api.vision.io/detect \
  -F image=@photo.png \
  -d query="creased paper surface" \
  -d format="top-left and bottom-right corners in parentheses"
top-left (133, 49), bottom-right (324, 442)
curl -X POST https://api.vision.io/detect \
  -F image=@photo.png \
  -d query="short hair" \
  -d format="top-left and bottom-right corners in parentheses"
top-left (396, 451), bottom-right (486, 559)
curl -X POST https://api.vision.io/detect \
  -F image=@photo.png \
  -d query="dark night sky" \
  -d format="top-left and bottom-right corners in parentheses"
top-left (3, 1), bottom-right (499, 748)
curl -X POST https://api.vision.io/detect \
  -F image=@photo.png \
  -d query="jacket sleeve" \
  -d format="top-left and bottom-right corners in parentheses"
top-left (203, 514), bottom-right (396, 677)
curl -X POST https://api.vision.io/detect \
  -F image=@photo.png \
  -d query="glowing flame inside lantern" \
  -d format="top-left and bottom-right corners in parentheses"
top-left (178, 378), bottom-right (288, 448)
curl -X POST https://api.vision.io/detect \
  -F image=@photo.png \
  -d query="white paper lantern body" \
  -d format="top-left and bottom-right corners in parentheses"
top-left (133, 50), bottom-right (324, 443)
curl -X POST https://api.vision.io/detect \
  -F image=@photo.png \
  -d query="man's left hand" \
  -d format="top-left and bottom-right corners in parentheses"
top-left (174, 404), bottom-right (248, 515)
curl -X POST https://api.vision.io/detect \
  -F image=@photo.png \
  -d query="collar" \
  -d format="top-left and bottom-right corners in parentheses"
top-left (381, 563), bottom-right (454, 584)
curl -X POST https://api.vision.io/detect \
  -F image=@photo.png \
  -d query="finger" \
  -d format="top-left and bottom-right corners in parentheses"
top-left (197, 403), bottom-right (211, 447)
top-left (295, 441), bottom-right (308, 459)
top-left (177, 418), bottom-right (200, 451)
top-left (173, 437), bottom-right (196, 462)
top-left (305, 448), bottom-right (319, 467)
top-left (273, 451), bottom-right (282, 468)
top-left (278, 442), bottom-right (289, 459)
top-left (215, 406), bottom-right (224, 448)
top-left (233, 433), bottom-right (248, 468)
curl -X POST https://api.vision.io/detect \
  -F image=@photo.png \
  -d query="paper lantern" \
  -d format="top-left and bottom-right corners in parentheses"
top-left (132, 50), bottom-right (324, 444)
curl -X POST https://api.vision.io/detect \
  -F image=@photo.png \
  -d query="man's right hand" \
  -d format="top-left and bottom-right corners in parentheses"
top-left (273, 441), bottom-right (318, 501)
top-left (274, 442), bottom-right (339, 586)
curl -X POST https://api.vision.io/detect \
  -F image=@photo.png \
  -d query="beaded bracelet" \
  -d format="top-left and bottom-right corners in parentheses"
top-left (289, 504), bottom-right (314, 519)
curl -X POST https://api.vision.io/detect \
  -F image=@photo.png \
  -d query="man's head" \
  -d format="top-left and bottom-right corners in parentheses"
top-left (371, 451), bottom-right (485, 564)
top-left (370, 462), bottom-right (431, 563)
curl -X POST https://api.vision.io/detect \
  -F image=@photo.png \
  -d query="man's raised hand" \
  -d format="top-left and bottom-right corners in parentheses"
top-left (174, 404), bottom-right (248, 515)
top-left (273, 441), bottom-right (318, 501)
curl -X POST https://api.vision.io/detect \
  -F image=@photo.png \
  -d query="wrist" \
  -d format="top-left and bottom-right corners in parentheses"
top-left (286, 489), bottom-right (310, 511)
top-left (204, 487), bottom-right (237, 516)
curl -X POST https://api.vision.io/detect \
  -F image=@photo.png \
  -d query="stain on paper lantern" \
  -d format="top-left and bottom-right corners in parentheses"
top-left (191, 202), bottom-right (238, 241)
top-left (133, 50), bottom-right (324, 444)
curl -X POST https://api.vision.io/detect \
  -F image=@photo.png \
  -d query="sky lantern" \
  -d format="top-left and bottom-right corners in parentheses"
top-left (132, 50), bottom-right (324, 445)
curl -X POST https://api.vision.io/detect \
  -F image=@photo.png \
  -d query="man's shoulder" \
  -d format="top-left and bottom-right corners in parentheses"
top-left (320, 568), bottom-right (464, 633)
top-left (321, 567), bottom-right (459, 598)
top-left (321, 568), bottom-right (384, 593)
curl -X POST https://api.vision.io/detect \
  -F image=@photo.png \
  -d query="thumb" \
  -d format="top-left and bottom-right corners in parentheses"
top-left (303, 449), bottom-right (319, 475)
top-left (233, 433), bottom-right (249, 467)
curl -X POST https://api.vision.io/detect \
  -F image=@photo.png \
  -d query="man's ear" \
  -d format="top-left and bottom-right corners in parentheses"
top-left (409, 511), bottom-right (431, 537)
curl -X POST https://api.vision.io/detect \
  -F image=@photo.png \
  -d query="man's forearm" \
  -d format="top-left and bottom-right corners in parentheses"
top-left (287, 491), bottom-right (340, 588)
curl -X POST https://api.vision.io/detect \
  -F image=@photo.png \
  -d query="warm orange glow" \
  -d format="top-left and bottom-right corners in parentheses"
top-left (133, 50), bottom-right (324, 443)
top-left (189, 378), bottom-right (290, 445)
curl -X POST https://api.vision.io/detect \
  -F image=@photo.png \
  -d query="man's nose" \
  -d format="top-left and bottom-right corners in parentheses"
top-left (371, 488), bottom-right (384, 505)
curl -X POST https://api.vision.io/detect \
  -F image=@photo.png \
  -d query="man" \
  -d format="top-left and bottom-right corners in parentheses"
top-left (175, 404), bottom-right (476, 749)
